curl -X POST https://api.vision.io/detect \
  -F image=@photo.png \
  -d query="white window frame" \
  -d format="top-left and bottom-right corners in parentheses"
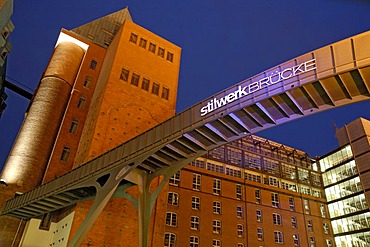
top-left (165, 212), bottom-right (177, 227)
top-left (213, 201), bottom-right (221, 215)
top-left (213, 178), bottom-right (221, 195)
top-left (193, 173), bottom-right (201, 190)
top-left (192, 196), bottom-right (200, 210)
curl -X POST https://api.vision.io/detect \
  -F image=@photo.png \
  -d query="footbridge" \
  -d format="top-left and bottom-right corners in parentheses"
top-left (2, 30), bottom-right (370, 246)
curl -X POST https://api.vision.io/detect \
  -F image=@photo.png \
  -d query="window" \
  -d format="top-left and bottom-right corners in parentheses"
top-left (236, 206), bottom-right (243, 218)
top-left (257, 228), bottom-right (263, 240)
top-left (152, 82), bottom-right (160, 95)
top-left (238, 244), bottom-right (244, 247)
top-left (309, 237), bottom-right (315, 247)
top-left (161, 87), bottom-right (170, 100)
top-left (69, 119), bottom-right (79, 134)
top-left (307, 220), bottom-right (313, 232)
top-left (83, 76), bottom-right (92, 88)
top-left (326, 239), bottom-right (332, 247)
top-left (139, 38), bottom-right (147, 48)
top-left (213, 239), bottom-right (221, 247)
top-left (213, 220), bottom-right (221, 234)
top-left (323, 223), bottom-right (329, 234)
top-left (190, 236), bottom-right (199, 247)
top-left (167, 51), bottom-right (174, 62)
top-left (129, 33), bottom-right (138, 44)
top-left (190, 216), bottom-right (200, 230)
top-left (320, 204), bottom-right (326, 218)
top-left (274, 231), bottom-right (284, 244)
top-left (256, 210), bottom-right (262, 222)
top-left (77, 96), bottom-right (86, 109)
top-left (291, 216), bottom-right (297, 229)
top-left (213, 201), bottom-right (221, 214)
top-left (60, 146), bottom-right (71, 162)
top-left (193, 173), bottom-right (201, 190)
top-left (141, 78), bottom-right (150, 91)
top-left (165, 212), bottom-right (177, 227)
top-left (164, 232), bottom-right (176, 247)
top-left (303, 199), bottom-right (310, 214)
top-left (293, 234), bottom-right (299, 246)
top-left (273, 213), bottom-right (282, 226)
top-left (213, 179), bottom-right (221, 195)
top-left (131, 73), bottom-right (140, 86)
top-left (192, 196), bottom-right (200, 210)
top-left (149, 42), bottom-right (156, 53)
top-left (158, 47), bottom-right (165, 58)
top-left (271, 192), bottom-right (279, 208)
top-left (167, 192), bottom-right (179, 206)
top-left (1, 27), bottom-right (10, 39)
top-left (289, 197), bottom-right (295, 211)
top-left (237, 224), bottom-right (244, 238)
top-left (169, 171), bottom-right (180, 186)
top-left (90, 60), bottom-right (97, 70)
top-left (255, 189), bottom-right (261, 204)
top-left (236, 184), bottom-right (242, 200)
top-left (120, 68), bottom-right (129, 82)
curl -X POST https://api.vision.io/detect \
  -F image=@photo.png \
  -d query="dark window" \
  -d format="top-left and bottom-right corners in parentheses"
top-left (149, 42), bottom-right (156, 53)
top-left (161, 87), bottom-right (169, 100)
top-left (141, 78), bottom-right (150, 91)
top-left (90, 60), bottom-right (97, 70)
top-left (139, 38), bottom-right (147, 49)
top-left (120, 68), bottom-right (129, 82)
top-left (77, 96), bottom-right (86, 109)
top-left (83, 76), bottom-right (92, 88)
top-left (131, 73), bottom-right (140, 86)
top-left (158, 47), bottom-right (165, 58)
top-left (152, 82), bottom-right (160, 95)
top-left (69, 119), bottom-right (79, 134)
top-left (129, 33), bottom-right (138, 44)
top-left (60, 146), bottom-right (71, 162)
top-left (167, 52), bottom-right (174, 62)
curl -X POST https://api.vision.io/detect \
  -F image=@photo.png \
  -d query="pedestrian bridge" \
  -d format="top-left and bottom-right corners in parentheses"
top-left (2, 30), bottom-right (370, 246)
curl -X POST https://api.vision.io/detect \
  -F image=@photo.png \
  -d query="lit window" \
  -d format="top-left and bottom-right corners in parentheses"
top-left (293, 234), bottom-right (299, 246)
top-left (213, 179), bottom-right (221, 195)
top-left (131, 73), bottom-right (140, 86)
top-left (236, 184), bottom-right (242, 200)
top-left (213, 201), bottom-right (221, 214)
top-left (120, 68), bottom-right (129, 82)
top-left (167, 51), bottom-right (174, 62)
top-left (192, 196), bottom-right (200, 210)
top-left (255, 189), bottom-right (261, 204)
top-left (129, 33), bottom-right (138, 44)
top-left (141, 78), bottom-right (150, 91)
top-left (307, 220), bottom-right (313, 232)
top-left (149, 42), bottom-right (156, 53)
top-left (77, 96), bottom-right (86, 109)
top-left (236, 206), bottom-right (243, 218)
top-left (213, 220), bottom-right (221, 234)
top-left (169, 171), bottom-right (180, 186)
top-left (237, 224), bottom-right (244, 238)
top-left (60, 146), bottom-right (71, 162)
top-left (83, 76), bottom-right (92, 88)
top-left (291, 216), bottom-right (297, 229)
top-left (271, 192), bottom-right (279, 208)
top-left (152, 82), bottom-right (160, 95)
top-left (256, 210), bottom-right (262, 222)
top-left (257, 227), bottom-right (263, 240)
top-left (213, 239), bottom-right (221, 247)
top-left (274, 231), bottom-right (283, 244)
top-left (161, 87), bottom-right (170, 100)
top-left (289, 197), bottom-right (295, 211)
top-left (272, 213), bottom-right (282, 226)
top-left (158, 47), bottom-right (165, 58)
top-left (309, 237), bottom-right (315, 247)
top-left (303, 199), bottom-right (310, 214)
top-left (167, 192), bottom-right (179, 206)
top-left (90, 60), bottom-right (97, 70)
top-left (165, 212), bottom-right (177, 227)
top-left (69, 119), bottom-right (79, 134)
top-left (192, 173), bottom-right (201, 190)
top-left (190, 236), bottom-right (199, 247)
top-left (323, 223), bottom-right (330, 234)
top-left (164, 232), bottom-right (176, 247)
top-left (190, 216), bottom-right (200, 230)
top-left (139, 38), bottom-right (147, 48)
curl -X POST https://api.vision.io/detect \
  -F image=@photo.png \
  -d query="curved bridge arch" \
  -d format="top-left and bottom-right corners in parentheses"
top-left (2, 30), bottom-right (370, 246)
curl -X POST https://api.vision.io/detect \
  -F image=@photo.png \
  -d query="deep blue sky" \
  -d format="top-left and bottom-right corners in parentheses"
top-left (2, 1), bottom-right (370, 171)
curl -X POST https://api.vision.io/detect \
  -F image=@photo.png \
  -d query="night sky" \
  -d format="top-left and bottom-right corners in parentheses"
top-left (2, 0), bottom-right (370, 171)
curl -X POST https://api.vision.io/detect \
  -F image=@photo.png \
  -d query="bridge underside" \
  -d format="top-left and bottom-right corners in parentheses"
top-left (2, 30), bottom-right (370, 246)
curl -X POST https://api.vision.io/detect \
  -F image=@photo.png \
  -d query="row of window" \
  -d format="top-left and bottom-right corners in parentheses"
top-left (164, 233), bottom-right (245, 247)
top-left (120, 68), bottom-right (170, 100)
top-left (129, 32), bottom-right (174, 62)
